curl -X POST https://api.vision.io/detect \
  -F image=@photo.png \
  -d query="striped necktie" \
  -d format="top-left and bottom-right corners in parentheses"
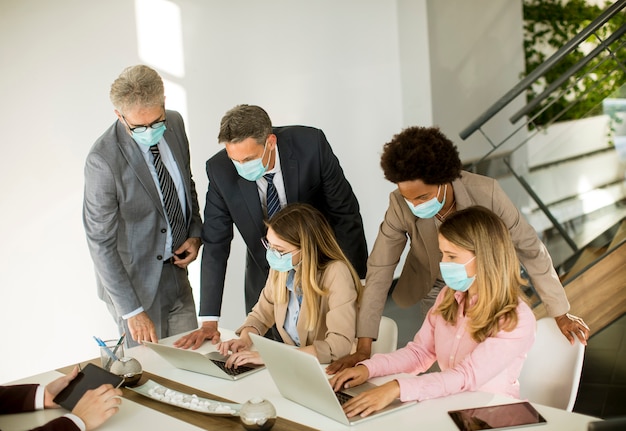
top-left (149, 145), bottom-right (187, 251)
top-left (264, 173), bottom-right (280, 219)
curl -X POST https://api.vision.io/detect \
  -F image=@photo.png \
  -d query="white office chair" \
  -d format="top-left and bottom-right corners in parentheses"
top-left (518, 317), bottom-right (585, 411)
top-left (371, 316), bottom-right (399, 355)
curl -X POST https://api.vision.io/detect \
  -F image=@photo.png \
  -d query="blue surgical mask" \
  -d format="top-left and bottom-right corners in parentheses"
top-left (233, 143), bottom-right (271, 181)
top-left (132, 123), bottom-right (167, 147)
top-left (405, 184), bottom-right (446, 219)
top-left (439, 256), bottom-right (476, 292)
top-left (266, 249), bottom-right (299, 272)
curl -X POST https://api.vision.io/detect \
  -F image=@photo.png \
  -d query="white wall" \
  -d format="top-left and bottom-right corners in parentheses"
top-left (426, 0), bottom-right (528, 163)
top-left (0, 0), bottom-right (523, 384)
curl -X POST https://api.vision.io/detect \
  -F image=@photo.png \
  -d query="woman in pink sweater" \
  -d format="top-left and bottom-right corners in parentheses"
top-left (330, 206), bottom-right (536, 418)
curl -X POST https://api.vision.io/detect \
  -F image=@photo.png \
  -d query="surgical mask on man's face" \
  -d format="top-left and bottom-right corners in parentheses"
top-left (132, 123), bottom-right (166, 147)
top-left (232, 143), bottom-right (270, 181)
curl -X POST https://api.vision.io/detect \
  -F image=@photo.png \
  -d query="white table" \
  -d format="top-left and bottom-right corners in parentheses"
top-left (0, 329), bottom-right (601, 431)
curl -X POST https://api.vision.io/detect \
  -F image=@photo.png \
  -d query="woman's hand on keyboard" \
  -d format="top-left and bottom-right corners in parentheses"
top-left (225, 350), bottom-right (263, 369)
top-left (217, 338), bottom-right (250, 356)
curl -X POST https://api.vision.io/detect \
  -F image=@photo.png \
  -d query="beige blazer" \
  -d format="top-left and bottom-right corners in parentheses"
top-left (237, 261), bottom-right (358, 363)
top-left (358, 171), bottom-right (570, 339)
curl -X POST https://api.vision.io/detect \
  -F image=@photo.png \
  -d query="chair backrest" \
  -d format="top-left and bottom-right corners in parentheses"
top-left (371, 316), bottom-right (398, 355)
top-left (518, 317), bottom-right (585, 411)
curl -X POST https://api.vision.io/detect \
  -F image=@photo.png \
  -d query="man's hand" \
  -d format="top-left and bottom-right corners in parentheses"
top-left (128, 312), bottom-right (158, 344)
top-left (72, 384), bottom-right (123, 430)
top-left (174, 321), bottom-right (220, 349)
top-left (173, 237), bottom-right (202, 268)
top-left (44, 366), bottom-right (80, 408)
top-left (326, 337), bottom-right (373, 374)
top-left (555, 313), bottom-right (590, 345)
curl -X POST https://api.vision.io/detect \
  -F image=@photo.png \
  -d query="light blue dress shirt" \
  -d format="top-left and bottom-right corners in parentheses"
top-left (124, 137), bottom-right (186, 320)
top-left (284, 270), bottom-right (302, 346)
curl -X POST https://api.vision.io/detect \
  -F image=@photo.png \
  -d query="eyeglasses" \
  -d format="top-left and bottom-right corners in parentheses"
top-left (122, 114), bottom-right (166, 133)
top-left (261, 237), bottom-right (300, 259)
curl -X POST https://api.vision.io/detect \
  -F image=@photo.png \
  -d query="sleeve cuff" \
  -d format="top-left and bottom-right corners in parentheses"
top-left (64, 413), bottom-right (86, 431)
top-left (200, 316), bottom-right (219, 322)
top-left (122, 306), bottom-right (144, 320)
top-left (35, 385), bottom-right (45, 410)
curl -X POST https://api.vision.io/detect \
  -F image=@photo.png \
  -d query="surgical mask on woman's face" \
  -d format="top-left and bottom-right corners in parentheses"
top-left (132, 123), bottom-right (167, 147)
top-left (233, 143), bottom-right (270, 181)
top-left (439, 256), bottom-right (476, 292)
top-left (266, 248), bottom-right (300, 272)
top-left (405, 184), bottom-right (446, 219)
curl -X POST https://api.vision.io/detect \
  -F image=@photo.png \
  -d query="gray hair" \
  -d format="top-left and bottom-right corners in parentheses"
top-left (218, 104), bottom-right (272, 144)
top-left (109, 65), bottom-right (165, 113)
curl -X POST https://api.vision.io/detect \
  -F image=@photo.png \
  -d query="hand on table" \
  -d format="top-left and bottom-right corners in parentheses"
top-left (174, 321), bottom-right (220, 349)
top-left (128, 312), bottom-right (158, 344)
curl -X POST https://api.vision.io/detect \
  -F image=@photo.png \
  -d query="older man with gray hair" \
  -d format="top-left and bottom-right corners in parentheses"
top-left (83, 65), bottom-right (202, 347)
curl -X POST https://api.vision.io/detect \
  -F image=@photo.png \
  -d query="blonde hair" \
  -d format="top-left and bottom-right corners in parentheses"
top-left (109, 65), bottom-right (165, 113)
top-left (436, 206), bottom-right (527, 342)
top-left (265, 203), bottom-right (362, 331)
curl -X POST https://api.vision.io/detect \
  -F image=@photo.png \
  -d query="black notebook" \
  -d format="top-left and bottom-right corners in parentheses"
top-left (53, 363), bottom-right (124, 410)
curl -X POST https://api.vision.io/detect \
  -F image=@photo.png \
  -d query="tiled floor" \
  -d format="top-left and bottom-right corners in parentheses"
top-left (383, 298), bottom-right (626, 419)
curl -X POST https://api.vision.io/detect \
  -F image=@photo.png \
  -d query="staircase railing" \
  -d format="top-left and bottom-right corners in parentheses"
top-left (459, 0), bottom-right (626, 257)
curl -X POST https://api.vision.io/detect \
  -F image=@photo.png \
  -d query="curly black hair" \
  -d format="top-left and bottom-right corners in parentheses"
top-left (380, 126), bottom-right (463, 184)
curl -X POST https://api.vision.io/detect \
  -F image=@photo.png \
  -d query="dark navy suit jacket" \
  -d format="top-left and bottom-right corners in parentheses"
top-left (200, 125), bottom-right (367, 316)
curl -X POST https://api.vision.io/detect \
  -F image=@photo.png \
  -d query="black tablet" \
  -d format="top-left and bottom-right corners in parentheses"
top-left (53, 363), bottom-right (124, 410)
top-left (448, 401), bottom-right (547, 430)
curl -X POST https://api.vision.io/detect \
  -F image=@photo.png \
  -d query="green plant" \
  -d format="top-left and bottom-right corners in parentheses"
top-left (523, 0), bottom-right (626, 127)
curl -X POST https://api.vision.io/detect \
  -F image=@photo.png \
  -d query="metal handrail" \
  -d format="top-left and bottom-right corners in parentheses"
top-left (510, 24), bottom-right (626, 124)
top-left (459, 0), bottom-right (626, 140)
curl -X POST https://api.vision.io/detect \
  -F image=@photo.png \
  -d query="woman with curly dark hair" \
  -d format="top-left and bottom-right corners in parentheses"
top-left (327, 126), bottom-right (589, 374)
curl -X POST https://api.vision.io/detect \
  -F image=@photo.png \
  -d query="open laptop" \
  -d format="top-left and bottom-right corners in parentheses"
top-left (249, 333), bottom-right (416, 425)
top-left (143, 341), bottom-right (264, 381)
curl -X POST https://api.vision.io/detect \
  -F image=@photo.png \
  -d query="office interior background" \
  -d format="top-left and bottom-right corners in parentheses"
top-left (0, 0), bottom-right (527, 384)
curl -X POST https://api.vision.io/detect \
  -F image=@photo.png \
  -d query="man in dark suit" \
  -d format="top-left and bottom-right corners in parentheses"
top-left (83, 65), bottom-right (203, 347)
top-left (0, 367), bottom-right (122, 431)
top-left (175, 104), bottom-right (367, 348)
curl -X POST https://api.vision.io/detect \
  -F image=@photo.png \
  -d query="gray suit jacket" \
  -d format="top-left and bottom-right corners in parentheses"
top-left (358, 171), bottom-right (570, 338)
top-left (83, 110), bottom-right (202, 316)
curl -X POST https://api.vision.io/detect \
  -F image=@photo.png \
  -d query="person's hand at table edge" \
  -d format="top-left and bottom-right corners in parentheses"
top-left (174, 321), bottom-right (221, 349)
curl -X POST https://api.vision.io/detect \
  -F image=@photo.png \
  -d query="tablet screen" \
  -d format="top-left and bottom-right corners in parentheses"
top-left (448, 401), bottom-right (547, 430)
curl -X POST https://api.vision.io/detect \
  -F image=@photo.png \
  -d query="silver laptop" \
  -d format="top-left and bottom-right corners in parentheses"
top-left (143, 341), bottom-right (264, 380)
top-left (249, 333), bottom-right (416, 425)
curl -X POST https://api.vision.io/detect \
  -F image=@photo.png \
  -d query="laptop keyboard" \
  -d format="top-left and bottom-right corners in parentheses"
top-left (210, 359), bottom-right (255, 376)
top-left (335, 391), bottom-right (354, 405)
